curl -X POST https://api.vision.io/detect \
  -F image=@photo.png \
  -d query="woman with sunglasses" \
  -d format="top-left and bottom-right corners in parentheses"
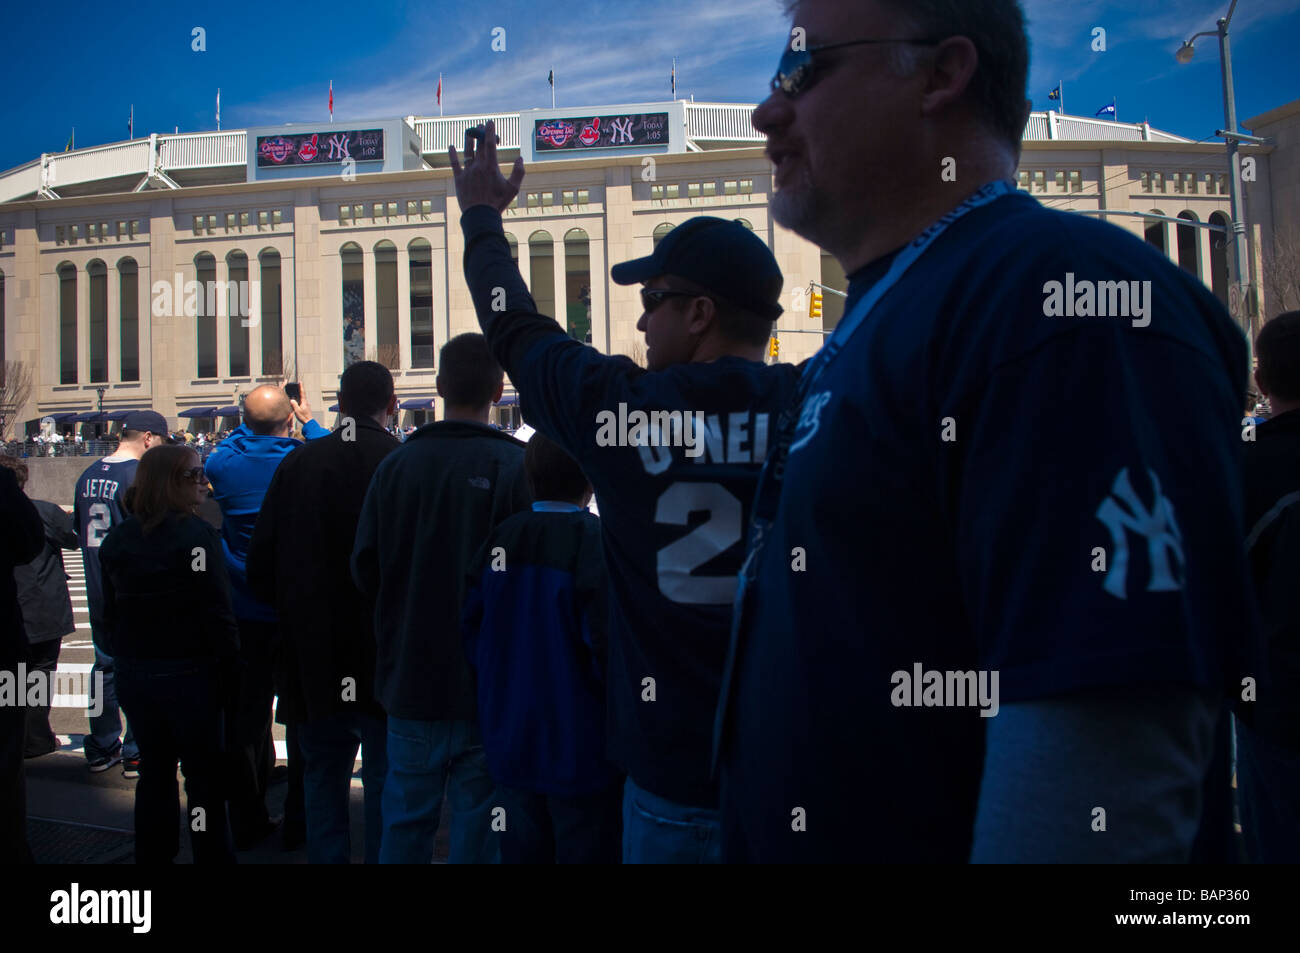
top-left (98, 444), bottom-right (240, 863)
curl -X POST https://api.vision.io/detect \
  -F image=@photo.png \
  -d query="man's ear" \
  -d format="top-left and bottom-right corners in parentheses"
top-left (919, 35), bottom-right (979, 117)
top-left (387, 393), bottom-right (399, 416)
top-left (1254, 369), bottom-right (1267, 398)
top-left (687, 297), bottom-right (717, 336)
top-left (435, 374), bottom-right (444, 399)
top-left (492, 379), bottom-right (505, 404)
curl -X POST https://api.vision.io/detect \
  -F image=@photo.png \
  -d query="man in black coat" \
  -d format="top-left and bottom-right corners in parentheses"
top-left (0, 455), bottom-right (79, 757)
top-left (0, 463), bottom-right (45, 863)
top-left (247, 361), bottom-right (401, 864)
top-left (1238, 310), bottom-right (1300, 862)
top-left (352, 333), bottom-right (530, 864)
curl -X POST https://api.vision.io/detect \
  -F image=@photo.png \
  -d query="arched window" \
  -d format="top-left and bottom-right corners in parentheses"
top-left (1208, 212), bottom-right (1230, 306)
top-left (1176, 211), bottom-right (1200, 279)
top-left (341, 243), bottom-right (364, 368)
top-left (227, 250), bottom-right (250, 376)
top-left (735, 218), bottom-right (754, 231)
top-left (117, 257), bottom-right (139, 382)
top-left (1144, 210), bottom-right (1166, 254)
top-left (375, 241), bottom-right (399, 369)
top-left (505, 231), bottom-right (518, 264)
top-left (58, 262), bottom-right (78, 384)
top-left (564, 228), bottom-right (591, 342)
top-left (88, 260), bottom-right (107, 383)
top-left (259, 249), bottom-right (282, 376)
top-left (652, 223), bottom-right (674, 249)
top-left (529, 230), bottom-right (555, 319)
top-left (195, 252), bottom-right (218, 378)
top-left (409, 238), bottom-right (434, 369)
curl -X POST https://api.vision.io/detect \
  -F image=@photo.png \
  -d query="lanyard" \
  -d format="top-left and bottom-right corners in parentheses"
top-left (739, 181), bottom-right (1017, 587)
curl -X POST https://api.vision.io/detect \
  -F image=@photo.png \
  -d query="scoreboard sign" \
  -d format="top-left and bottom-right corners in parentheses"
top-left (534, 112), bottom-right (669, 152)
top-left (257, 128), bottom-right (384, 167)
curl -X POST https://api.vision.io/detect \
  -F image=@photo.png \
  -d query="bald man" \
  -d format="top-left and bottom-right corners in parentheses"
top-left (207, 383), bottom-right (327, 849)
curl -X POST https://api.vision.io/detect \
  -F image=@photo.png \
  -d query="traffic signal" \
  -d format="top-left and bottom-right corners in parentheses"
top-left (809, 290), bottom-right (823, 320)
top-left (769, 336), bottom-right (780, 360)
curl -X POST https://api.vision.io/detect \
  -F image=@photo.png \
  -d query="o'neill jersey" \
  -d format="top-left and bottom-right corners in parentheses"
top-left (462, 204), bottom-right (801, 807)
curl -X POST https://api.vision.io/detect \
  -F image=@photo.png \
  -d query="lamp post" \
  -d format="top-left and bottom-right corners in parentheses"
top-left (1176, 0), bottom-right (1260, 351)
top-left (96, 385), bottom-right (106, 440)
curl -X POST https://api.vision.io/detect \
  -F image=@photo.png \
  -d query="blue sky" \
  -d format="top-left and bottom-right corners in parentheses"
top-left (2, 0), bottom-right (1297, 172)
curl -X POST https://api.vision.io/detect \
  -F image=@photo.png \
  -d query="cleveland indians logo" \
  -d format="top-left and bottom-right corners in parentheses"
top-left (297, 134), bottom-right (320, 162)
top-left (260, 137), bottom-right (294, 164)
top-left (537, 120), bottom-right (574, 147)
top-left (579, 117), bottom-right (601, 146)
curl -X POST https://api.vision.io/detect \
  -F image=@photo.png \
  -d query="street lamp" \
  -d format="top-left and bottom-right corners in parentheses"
top-left (1176, 0), bottom-right (1256, 346)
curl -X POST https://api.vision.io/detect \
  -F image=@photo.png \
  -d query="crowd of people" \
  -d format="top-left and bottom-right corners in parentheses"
top-left (2, 0), bottom-right (1298, 865)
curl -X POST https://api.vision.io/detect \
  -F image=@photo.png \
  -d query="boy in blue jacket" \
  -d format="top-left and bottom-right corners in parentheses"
top-left (462, 434), bottom-right (621, 863)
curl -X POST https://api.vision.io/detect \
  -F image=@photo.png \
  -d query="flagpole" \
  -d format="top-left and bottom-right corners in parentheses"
top-left (439, 73), bottom-right (443, 116)
top-left (552, 66), bottom-right (556, 108)
top-left (1060, 81), bottom-right (1065, 116)
top-left (329, 80), bottom-right (333, 122)
top-left (216, 88), bottom-right (221, 131)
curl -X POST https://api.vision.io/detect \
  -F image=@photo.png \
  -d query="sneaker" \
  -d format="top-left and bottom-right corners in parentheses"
top-left (87, 750), bottom-right (123, 773)
top-left (122, 757), bottom-right (140, 779)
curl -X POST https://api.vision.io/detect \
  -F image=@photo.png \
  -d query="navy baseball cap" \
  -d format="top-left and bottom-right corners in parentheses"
top-left (611, 217), bottom-right (784, 321)
top-left (122, 410), bottom-right (172, 439)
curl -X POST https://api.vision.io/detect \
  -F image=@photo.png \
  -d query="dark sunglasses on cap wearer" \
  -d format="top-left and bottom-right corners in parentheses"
top-left (640, 288), bottom-right (711, 313)
top-left (182, 466), bottom-right (206, 484)
top-left (770, 36), bottom-right (942, 98)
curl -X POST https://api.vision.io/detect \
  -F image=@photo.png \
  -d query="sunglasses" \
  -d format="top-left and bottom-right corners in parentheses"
top-left (182, 466), bottom-right (206, 484)
top-left (640, 288), bottom-right (707, 313)
top-left (771, 37), bottom-right (942, 98)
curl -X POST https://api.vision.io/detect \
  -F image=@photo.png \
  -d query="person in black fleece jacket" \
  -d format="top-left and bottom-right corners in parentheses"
top-left (463, 433), bottom-right (621, 863)
top-left (352, 333), bottom-right (530, 864)
top-left (99, 444), bottom-right (240, 864)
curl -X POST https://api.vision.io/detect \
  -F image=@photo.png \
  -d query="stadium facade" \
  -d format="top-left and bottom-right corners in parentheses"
top-left (0, 98), bottom-right (1295, 435)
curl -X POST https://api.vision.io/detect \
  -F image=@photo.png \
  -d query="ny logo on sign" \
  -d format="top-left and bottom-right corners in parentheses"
top-left (608, 117), bottom-right (634, 144)
top-left (1094, 467), bottom-right (1185, 599)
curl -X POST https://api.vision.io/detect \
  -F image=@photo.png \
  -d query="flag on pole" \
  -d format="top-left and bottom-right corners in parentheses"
top-left (548, 69), bottom-right (554, 87)
top-left (216, 88), bottom-right (221, 130)
top-left (672, 59), bottom-right (676, 98)
top-left (1095, 99), bottom-right (1116, 119)
top-left (329, 80), bottom-right (333, 120)
top-left (65, 129), bottom-right (74, 152)
top-left (437, 73), bottom-right (443, 116)
top-left (128, 104), bottom-right (133, 139)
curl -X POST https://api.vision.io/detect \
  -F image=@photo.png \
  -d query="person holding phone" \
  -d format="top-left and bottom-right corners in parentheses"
top-left (206, 383), bottom-right (326, 849)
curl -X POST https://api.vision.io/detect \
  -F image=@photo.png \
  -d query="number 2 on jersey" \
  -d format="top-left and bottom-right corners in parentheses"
top-left (655, 482), bottom-right (743, 605)
top-left (86, 502), bottom-right (112, 548)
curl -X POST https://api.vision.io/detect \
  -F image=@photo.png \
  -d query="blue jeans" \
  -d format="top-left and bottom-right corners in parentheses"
top-left (622, 778), bottom-right (723, 864)
top-left (298, 712), bottom-right (387, 864)
top-left (86, 637), bottom-right (138, 762)
top-left (379, 718), bottom-right (500, 864)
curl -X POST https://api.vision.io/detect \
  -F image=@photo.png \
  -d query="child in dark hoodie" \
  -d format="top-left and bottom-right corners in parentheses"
top-left (462, 434), bottom-right (622, 863)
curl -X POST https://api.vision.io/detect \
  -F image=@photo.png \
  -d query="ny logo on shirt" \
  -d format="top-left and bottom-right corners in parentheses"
top-left (1094, 467), bottom-right (1185, 600)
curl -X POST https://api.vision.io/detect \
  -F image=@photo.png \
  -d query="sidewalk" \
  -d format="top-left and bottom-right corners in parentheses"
top-left (24, 745), bottom-right (375, 864)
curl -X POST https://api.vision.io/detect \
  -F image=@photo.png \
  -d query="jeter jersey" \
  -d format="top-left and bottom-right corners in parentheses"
top-left (73, 456), bottom-right (139, 628)
top-left (715, 189), bottom-right (1260, 862)
top-left (463, 205), bottom-right (802, 807)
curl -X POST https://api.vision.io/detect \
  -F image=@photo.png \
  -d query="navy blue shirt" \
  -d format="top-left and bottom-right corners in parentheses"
top-left (715, 189), bottom-right (1258, 862)
top-left (73, 455), bottom-right (139, 629)
top-left (463, 205), bottom-right (802, 807)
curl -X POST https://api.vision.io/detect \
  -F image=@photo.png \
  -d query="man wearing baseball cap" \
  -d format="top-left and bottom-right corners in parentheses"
top-left (73, 410), bottom-right (172, 778)
top-left (451, 123), bottom-right (800, 862)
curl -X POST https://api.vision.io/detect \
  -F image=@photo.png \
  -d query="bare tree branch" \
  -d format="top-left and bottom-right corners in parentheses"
top-left (0, 360), bottom-right (35, 441)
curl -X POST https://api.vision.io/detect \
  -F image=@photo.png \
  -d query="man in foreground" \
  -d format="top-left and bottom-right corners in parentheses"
top-left (714, 0), bottom-right (1258, 862)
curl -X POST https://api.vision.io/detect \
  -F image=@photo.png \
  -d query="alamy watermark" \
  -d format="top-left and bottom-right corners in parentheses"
top-left (595, 404), bottom-right (705, 458)
top-left (890, 663), bottom-right (999, 717)
top-left (0, 664), bottom-right (104, 717)
top-left (1042, 273), bottom-right (1151, 328)
top-left (152, 272), bottom-right (260, 326)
